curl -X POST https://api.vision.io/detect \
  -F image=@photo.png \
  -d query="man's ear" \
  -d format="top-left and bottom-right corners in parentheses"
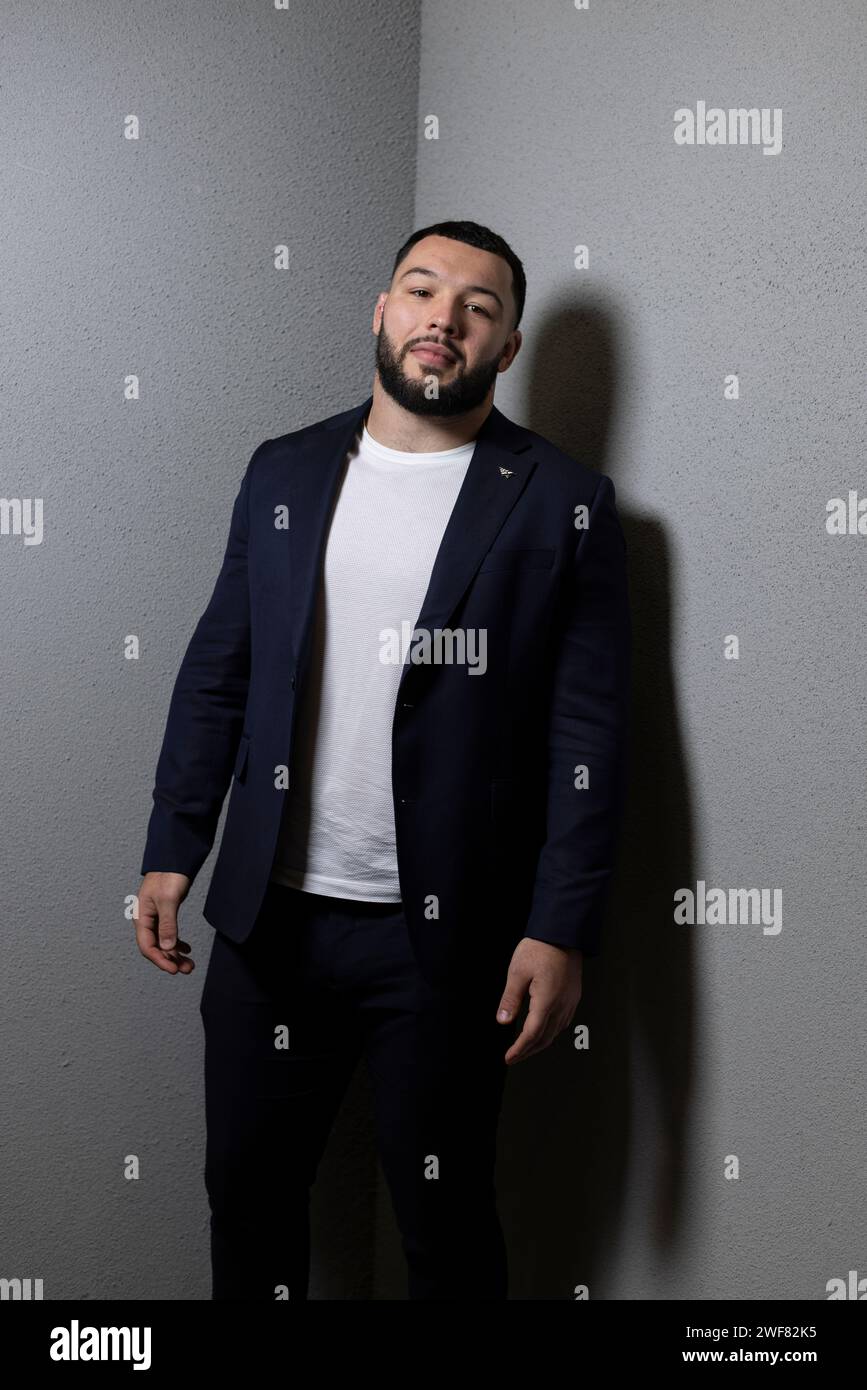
top-left (498, 328), bottom-right (522, 372)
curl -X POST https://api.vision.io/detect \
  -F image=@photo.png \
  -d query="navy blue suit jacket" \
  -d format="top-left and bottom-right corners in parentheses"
top-left (140, 394), bottom-right (632, 988)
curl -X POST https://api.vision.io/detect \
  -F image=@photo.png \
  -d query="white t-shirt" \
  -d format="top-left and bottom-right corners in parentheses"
top-left (269, 419), bottom-right (476, 900)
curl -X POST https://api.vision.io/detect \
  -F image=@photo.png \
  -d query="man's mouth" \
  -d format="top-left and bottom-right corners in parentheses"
top-left (410, 343), bottom-right (458, 366)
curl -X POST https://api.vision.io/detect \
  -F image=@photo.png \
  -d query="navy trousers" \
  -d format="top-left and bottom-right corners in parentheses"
top-left (199, 880), bottom-right (516, 1300)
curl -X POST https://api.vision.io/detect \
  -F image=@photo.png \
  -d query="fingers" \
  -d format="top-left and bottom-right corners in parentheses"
top-left (136, 926), bottom-right (196, 974)
top-left (504, 999), bottom-right (568, 1065)
top-left (496, 956), bottom-right (542, 1064)
top-left (161, 939), bottom-right (195, 975)
top-left (154, 901), bottom-right (178, 952)
top-left (495, 958), bottom-right (532, 1026)
top-left (504, 1013), bottom-right (550, 1065)
top-left (134, 883), bottom-right (195, 974)
top-left (497, 941), bottom-right (584, 1064)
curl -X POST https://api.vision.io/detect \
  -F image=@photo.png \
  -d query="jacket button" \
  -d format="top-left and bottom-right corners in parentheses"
top-left (290, 674), bottom-right (296, 689)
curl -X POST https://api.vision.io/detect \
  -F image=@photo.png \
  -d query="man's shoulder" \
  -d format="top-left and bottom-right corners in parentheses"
top-left (241, 401), bottom-right (365, 489)
top-left (266, 400), bottom-right (365, 453)
top-left (493, 407), bottom-right (605, 500)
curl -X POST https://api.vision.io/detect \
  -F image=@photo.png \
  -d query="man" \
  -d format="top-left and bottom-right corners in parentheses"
top-left (135, 220), bottom-right (632, 1300)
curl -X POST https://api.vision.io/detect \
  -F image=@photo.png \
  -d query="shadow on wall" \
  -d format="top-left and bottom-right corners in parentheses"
top-left (496, 298), bottom-right (699, 1299)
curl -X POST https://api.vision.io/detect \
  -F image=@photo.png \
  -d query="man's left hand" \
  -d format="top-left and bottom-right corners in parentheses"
top-left (496, 938), bottom-right (583, 1065)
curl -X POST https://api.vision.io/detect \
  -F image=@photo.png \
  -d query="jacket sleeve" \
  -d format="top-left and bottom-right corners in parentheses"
top-left (139, 440), bottom-right (270, 882)
top-left (522, 472), bottom-right (632, 956)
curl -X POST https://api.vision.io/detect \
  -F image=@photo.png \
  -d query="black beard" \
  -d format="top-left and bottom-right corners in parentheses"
top-left (374, 325), bottom-right (503, 417)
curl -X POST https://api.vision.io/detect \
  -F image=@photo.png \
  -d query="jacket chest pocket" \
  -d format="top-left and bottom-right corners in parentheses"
top-left (477, 546), bottom-right (555, 575)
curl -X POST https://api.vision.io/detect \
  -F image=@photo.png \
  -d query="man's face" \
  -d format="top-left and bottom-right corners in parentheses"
top-left (373, 234), bottom-right (521, 417)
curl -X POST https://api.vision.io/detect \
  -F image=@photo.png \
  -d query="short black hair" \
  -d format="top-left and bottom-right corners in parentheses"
top-left (390, 220), bottom-right (526, 331)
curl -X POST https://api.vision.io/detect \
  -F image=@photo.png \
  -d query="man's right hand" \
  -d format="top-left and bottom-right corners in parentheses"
top-left (134, 872), bottom-right (194, 974)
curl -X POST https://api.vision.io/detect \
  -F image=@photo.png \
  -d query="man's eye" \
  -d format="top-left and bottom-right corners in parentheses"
top-left (409, 288), bottom-right (488, 316)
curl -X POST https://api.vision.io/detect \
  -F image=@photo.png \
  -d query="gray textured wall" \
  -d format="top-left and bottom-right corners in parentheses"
top-left (1, 0), bottom-right (419, 1300)
top-left (3, 0), bottom-right (864, 1303)
top-left (413, 0), bottom-right (866, 1299)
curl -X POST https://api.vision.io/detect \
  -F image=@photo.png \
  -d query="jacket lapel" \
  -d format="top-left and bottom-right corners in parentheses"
top-left (285, 394), bottom-right (540, 691)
